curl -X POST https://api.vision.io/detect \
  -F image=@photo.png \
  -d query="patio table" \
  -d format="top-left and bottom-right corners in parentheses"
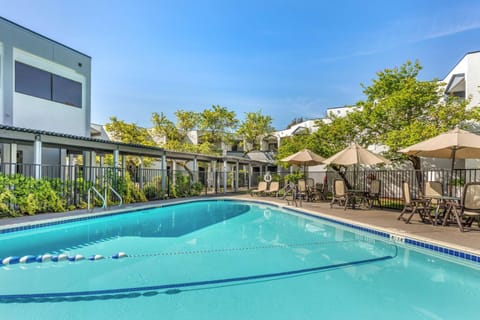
top-left (346, 189), bottom-right (369, 209)
top-left (429, 195), bottom-right (462, 226)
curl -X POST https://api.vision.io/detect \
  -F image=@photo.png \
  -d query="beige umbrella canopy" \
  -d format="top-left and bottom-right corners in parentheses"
top-left (323, 143), bottom-right (390, 166)
top-left (399, 127), bottom-right (480, 173)
top-left (323, 143), bottom-right (389, 189)
top-left (281, 149), bottom-right (325, 177)
top-left (281, 149), bottom-right (325, 166)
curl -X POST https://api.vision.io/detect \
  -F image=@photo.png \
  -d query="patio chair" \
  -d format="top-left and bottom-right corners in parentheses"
top-left (297, 179), bottom-right (309, 201)
top-left (330, 179), bottom-right (348, 208)
top-left (283, 182), bottom-right (300, 207)
top-left (424, 181), bottom-right (447, 225)
top-left (451, 182), bottom-right (480, 232)
top-left (265, 181), bottom-right (280, 197)
top-left (306, 178), bottom-right (315, 191)
top-left (251, 181), bottom-right (267, 196)
top-left (366, 179), bottom-right (382, 209)
top-left (397, 181), bottom-right (431, 223)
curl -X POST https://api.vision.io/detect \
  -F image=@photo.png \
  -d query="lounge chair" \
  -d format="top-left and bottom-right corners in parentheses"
top-left (330, 179), bottom-right (348, 208)
top-left (451, 182), bottom-right (480, 232)
top-left (251, 181), bottom-right (267, 196)
top-left (265, 181), bottom-right (280, 197)
top-left (366, 180), bottom-right (382, 209)
top-left (397, 181), bottom-right (431, 223)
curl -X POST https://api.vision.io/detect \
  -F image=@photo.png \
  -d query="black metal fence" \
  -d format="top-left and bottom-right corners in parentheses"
top-left (257, 168), bottom-right (480, 210)
top-left (2, 162), bottom-right (480, 212)
top-left (0, 163), bottom-right (254, 211)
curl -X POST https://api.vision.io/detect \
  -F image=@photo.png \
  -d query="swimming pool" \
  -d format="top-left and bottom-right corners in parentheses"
top-left (0, 199), bottom-right (479, 319)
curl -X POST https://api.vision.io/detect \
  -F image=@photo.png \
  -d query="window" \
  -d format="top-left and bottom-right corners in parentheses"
top-left (15, 61), bottom-right (82, 108)
top-left (52, 74), bottom-right (82, 107)
top-left (15, 61), bottom-right (51, 100)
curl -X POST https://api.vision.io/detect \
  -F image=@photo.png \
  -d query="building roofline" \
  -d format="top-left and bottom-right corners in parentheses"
top-left (0, 125), bottom-right (268, 165)
top-left (0, 16), bottom-right (91, 59)
top-left (0, 124), bottom-right (159, 151)
top-left (442, 50), bottom-right (480, 80)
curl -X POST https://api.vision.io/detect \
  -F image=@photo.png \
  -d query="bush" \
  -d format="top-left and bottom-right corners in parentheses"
top-left (191, 182), bottom-right (204, 196)
top-left (0, 174), bottom-right (66, 217)
top-left (284, 172), bottom-right (305, 184)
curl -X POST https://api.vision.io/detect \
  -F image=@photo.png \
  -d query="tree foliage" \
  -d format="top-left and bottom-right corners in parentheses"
top-left (151, 112), bottom-right (180, 142)
top-left (275, 130), bottom-right (316, 167)
top-left (105, 117), bottom-right (157, 166)
top-left (355, 60), bottom-right (479, 168)
top-left (106, 117), bottom-right (156, 146)
top-left (286, 117), bottom-right (306, 129)
top-left (175, 110), bottom-right (200, 141)
top-left (237, 110), bottom-right (275, 153)
top-left (198, 105), bottom-right (238, 152)
top-left (277, 60), bottom-right (480, 187)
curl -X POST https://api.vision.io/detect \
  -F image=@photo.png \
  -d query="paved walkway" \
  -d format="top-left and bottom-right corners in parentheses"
top-left (1, 193), bottom-right (479, 255)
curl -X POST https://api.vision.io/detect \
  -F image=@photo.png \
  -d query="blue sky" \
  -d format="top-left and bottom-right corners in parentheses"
top-left (2, 0), bottom-right (480, 130)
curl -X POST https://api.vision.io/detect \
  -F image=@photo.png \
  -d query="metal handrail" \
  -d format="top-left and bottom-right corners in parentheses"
top-left (109, 186), bottom-right (123, 207)
top-left (88, 186), bottom-right (106, 211)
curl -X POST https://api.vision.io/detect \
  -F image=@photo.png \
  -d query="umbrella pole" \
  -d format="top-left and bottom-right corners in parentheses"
top-left (449, 148), bottom-right (457, 196)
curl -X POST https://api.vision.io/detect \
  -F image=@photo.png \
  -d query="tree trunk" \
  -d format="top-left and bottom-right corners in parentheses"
top-left (409, 155), bottom-right (424, 196)
top-left (331, 165), bottom-right (353, 189)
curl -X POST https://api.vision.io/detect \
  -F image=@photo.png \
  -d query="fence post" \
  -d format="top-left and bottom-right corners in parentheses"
top-left (248, 163), bottom-right (252, 190)
top-left (139, 156), bottom-right (144, 189)
top-left (33, 136), bottom-right (42, 179)
top-left (161, 152), bottom-right (166, 194)
top-left (193, 157), bottom-right (198, 183)
top-left (223, 158), bottom-right (227, 194)
top-left (235, 161), bottom-right (239, 192)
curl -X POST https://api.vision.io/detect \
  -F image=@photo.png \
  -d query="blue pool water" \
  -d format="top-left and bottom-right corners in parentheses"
top-left (0, 199), bottom-right (479, 319)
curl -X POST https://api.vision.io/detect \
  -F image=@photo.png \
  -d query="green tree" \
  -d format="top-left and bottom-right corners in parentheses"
top-left (105, 117), bottom-right (157, 166)
top-left (199, 105), bottom-right (238, 153)
top-left (285, 117), bottom-right (305, 129)
top-left (174, 110), bottom-right (200, 141)
top-left (106, 117), bottom-right (156, 145)
top-left (355, 60), bottom-right (478, 170)
top-left (237, 110), bottom-right (275, 153)
top-left (276, 129), bottom-right (317, 167)
top-left (151, 112), bottom-right (181, 143)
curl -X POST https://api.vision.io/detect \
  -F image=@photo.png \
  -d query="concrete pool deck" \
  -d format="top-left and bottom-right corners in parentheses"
top-left (1, 194), bottom-right (479, 257)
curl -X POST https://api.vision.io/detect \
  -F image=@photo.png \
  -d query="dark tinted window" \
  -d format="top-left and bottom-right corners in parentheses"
top-left (15, 61), bottom-right (82, 108)
top-left (52, 74), bottom-right (82, 107)
top-left (15, 61), bottom-right (51, 100)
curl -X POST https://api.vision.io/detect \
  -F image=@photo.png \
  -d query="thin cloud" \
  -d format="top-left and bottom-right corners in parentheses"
top-left (319, 18), bottom-right (480, 64)
top-left (421, 21), bottom-right (480, 41)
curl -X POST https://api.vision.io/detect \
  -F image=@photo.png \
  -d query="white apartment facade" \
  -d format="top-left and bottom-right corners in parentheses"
top-left (0, 16), bottom-right (91, 167)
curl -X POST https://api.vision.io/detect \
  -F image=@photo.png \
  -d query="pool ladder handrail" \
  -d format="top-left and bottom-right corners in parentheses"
top-left (88, 186), bottom-right (106, 211)
top-left (87, 186), bottom-right (123, 211)
top-left (108, 186), bottom-right (123, 207)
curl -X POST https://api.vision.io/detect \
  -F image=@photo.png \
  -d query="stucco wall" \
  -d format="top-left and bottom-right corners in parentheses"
top-left (0, 17), bottom-right (91, 136)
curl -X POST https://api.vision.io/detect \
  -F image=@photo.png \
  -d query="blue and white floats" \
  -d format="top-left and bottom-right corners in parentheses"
top-left (2, 256), bottom-right (20, 265)
top-left (2, 252), bottom-right (127, 265)
top-left (111, 252), bottom-right (127, 259)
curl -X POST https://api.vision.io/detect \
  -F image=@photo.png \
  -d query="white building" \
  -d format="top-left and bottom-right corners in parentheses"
top-left (0, 16), bottom-right (91, 167)
top-left (442, 51), bottom-right (480, 110)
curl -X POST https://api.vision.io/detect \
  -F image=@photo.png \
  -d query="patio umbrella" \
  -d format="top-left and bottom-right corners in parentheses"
top-left (323, 143), bottom-right (390, 189)
top-left (280, 149), bottom-right (325, 176)
top-left (399, 127), bottom-right (480, 193)
top-left (399, 127), bottom-right (480, 170)
top-left (322, 143), bottom-right (390, 166)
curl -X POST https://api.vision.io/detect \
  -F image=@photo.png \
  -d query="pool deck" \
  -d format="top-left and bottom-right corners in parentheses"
top-left (1, 194), bottom-right (479, 256)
